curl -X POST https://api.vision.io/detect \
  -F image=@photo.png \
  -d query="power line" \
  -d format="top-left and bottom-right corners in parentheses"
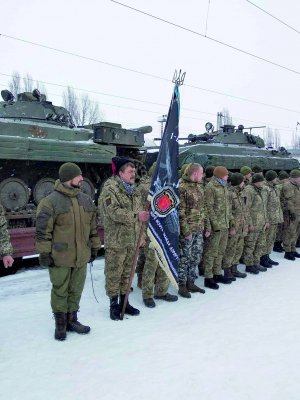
top-left (245, 0), bottom-right (300, 35)
top-left (110, 0), bottom-right (300, 77)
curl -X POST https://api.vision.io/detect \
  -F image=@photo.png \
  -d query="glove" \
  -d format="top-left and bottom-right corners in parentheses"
top-left (289, 212), bottom-right (296, 221)
top-left (39, 253), bottom-right (53, 267)
top-left (89, 249), bottom-right (98, 263)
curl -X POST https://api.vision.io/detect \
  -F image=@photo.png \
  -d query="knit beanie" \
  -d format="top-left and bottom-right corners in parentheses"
top-left (240, 166), bottom-right (252, 176)
top-left (205, 165), bottom-right (215, 178)
top-left (59, 162), bottom-right (82, 183)
top-left (290, 169), bottom-right (300, 178)
top-left (265, 170), bottom-right (277, 182)
top-left (252, 164), bottom-right (263, 174)
top-left (278, 170), bottom-right (289, 180)
top-left (213, 166), bottom-right (229, 179)
top-left (112, 156), bottom-right (133, 175)
top-left (252, 173), bottom-right (265, 184)
top-left (230, 172), bottom-right (244, 187)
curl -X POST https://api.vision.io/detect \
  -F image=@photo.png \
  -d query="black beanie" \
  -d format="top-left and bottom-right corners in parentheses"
top-left (59, 162), bottom-right (82, 183)
top-left (252, 173), bottom-right (265, 184)
top-left (252, 165), bottom-right (263, 174)
top-left (230, 172), bottom-right (244, 187)
top-left (112, 156), bottom-right (134, 175)
top-left (265, 170), bottom-right (277, 182)
top-left (205, 165), bottom-right (215, 178)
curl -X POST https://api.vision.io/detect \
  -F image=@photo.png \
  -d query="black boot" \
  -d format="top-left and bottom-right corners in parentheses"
top-left (231, 264), bottom-right (247, 278)
top-left (120, 294), bottom-right (140, 316)
top-left (284, 252), bottom-right (295, 261)
top-left (224, 267), bottom-right (236, 281)
top-left (154, 293), bottom-right (179, 301)
top-left (110, 296), bottom-right (121, 320)
top-left (204, 278), bottom-right (219, 290)
top-left (67, 311), bottom-right (90, 334)
top-left (143, 298), bottom-right (156, 308)
top-left (293, 251), bottom-right (300, 258)
top-left (267, 255), bottom-right (279, 266)
top-left (245, 265), bottom-right (259, 274)
top-left (186, 280), bottom-right (206, 293)
top-left (273, 241), bottom-right (284, 253)
top-left (178, 284), bottom-right (191, 298)
top-left (255, 264), bottom-right (267, 272)
top-left (260, 255), bottom-right (272, 268)
top-left (214, 274), bottom-right (232, 284)
top-left (54, 312), bottom-right (67, 341)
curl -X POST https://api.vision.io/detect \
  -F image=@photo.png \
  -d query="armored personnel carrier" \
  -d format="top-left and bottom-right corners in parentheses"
top-left (0, 88), bottom-right (151, 261)
top-left (177, 123), bottom-right (300, 171)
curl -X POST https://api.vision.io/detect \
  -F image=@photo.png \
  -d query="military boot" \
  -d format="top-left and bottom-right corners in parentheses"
top-left (137, 273), bottom-right (143, 289)
top-left (231, 264), bottom-right (247, 278)
top-left (53, 312), bottom-right (67, 341)
top-left (143, 298), bottom-right (156, 308)
top-left (186, 280), bottom-right (206, 293)
top-left (154, 293), bottom-right (179, 301)
top-left (204, 278), bottom-right (219, 290)
top-left (266, 255), bottom-right (279, 266)
top-left (273, 241), bottom-right (284, 253)
top-left (293, 251), bottom-right (300, 258)
top-left (120, 294), bottom-right (140, 316)
top-left (67, 311), bottom-right (90, 334)
top-left (214, 274), bottom-right (232, 284)
top-left (178, 284), bottom-right (191, 298)
top-left (245, 265), bottom-right (259, 274)
top-left (223, 267), bottom-right (236, 281)
top-left (110, 296), bottom-right (121, 320)
top-left (284, 252), bottom-right (295, 261)
top-left (255, 264), bottom-right (267, 272)
top-left (260, 255), bottom-right (272, 269)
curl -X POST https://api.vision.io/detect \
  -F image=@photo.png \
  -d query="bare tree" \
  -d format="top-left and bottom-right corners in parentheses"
top-left (273, 129), bottom-right (281, 149)
top-left (8, 71), bottom-right (21, 98)
top-left (35, 80), bottom-right (48, 97)
top-left (62, 87), bottom-right (101, 126)
top-left (23, 73), bottom-right (33, 92)
top-left (264, 127), bottom-right (274, 147)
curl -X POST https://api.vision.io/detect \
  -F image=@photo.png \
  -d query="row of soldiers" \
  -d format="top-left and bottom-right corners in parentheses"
top-left (135, 162), bottom-right (300, 308)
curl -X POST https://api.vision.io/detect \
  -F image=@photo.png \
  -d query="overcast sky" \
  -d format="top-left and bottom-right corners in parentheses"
top-left (0, 0), bottom-right (300, 146)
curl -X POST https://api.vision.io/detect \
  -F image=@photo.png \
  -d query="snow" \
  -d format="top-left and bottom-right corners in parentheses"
top-left (1, 253), bottom-right (300, 400)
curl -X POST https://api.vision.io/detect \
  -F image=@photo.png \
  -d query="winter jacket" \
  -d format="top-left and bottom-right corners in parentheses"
top-left (205, 177), bottom-right (231, 231)
top-left (228, 186), bottom-right (249, 236)
top-left (0, 204), bottom-right (13, 257)
top-left (265, 181), bottom-right (283, 224)
top-left (282, 180), bottom-right (300, 216)
top-left (243, 184), bottom-right (268, 229)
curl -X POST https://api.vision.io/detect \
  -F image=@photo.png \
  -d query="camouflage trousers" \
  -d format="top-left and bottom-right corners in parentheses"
top-left (222, 234), bottom-right (245, 269)
top-left (178, 231), bottom-right (204, 284)
top-left (243, 228), bottom-right (266, 266)
top-left (265, 224), bottom-right (278, 255)
top-left (142, 245), bottom-right (169, 299)
top-left (48, 265), bottom-right (87, 313)
top-left (202, 230), bottom-right (228, 279)
top-left (104, 247), bottom-right (135, 298)
top-left (282, 216), bottom-right (300, 252)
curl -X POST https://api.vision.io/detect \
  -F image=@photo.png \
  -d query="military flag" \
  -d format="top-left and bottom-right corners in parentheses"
top-left (147, 84), bottom-right (181, 288)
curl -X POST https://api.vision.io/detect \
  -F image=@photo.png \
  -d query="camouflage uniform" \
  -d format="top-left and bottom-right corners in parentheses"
top-left (282, 180), bottom-right (300, 252)
top-left (222, 186), bottom-right (248, 268)
top-left (265, 181), bottom-right (283, 254)
top-left (0, 204), bottom-right (13, 257)
top-left (202, 177), bottom-right (231, 279)
top-left (36, 180), bottom-right (100, 313)
top-left (275, 180), bottom-right (289, 243)
top-left (178, 174), bottom-right (207, 283)
top-left (100, 177), bottom-right (143, 298)
top-left (243, 184), bottom-right (268, 267)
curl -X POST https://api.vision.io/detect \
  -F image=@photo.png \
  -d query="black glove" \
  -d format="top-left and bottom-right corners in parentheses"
top-left (39, 253), bottom-right (53, 267)
top-left (289, 212), bottom-right (296, 221)
top-left (89, 249), bottom-right (98, 263)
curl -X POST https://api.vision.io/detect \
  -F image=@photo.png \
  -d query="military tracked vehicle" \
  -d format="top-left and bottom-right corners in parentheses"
top-left (0, 88), bottom-right (151, 260)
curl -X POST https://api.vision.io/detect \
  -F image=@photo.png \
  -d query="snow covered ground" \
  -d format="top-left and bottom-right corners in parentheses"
top-left (1, 252), bottom-right (300, 400)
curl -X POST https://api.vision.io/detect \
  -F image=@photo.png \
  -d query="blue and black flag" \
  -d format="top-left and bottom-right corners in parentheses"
top-left (147, 85), bottom-right (180, 288)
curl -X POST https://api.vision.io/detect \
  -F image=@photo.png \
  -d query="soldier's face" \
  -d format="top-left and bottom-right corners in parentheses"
top-left (254, 181), bottom-right (264, 188)
top-left (193, 167), bottom-right (204, 183)
top-left (239, 181), bottom-right (245, 188)
top-left (222, 174), bottom-right (229, 181)
top-left (71, 175), bottom-right (83, 188)
top-left (291, 177), bottom-right (300, 185)
top-left (119, 166), bottom-right (136, 184)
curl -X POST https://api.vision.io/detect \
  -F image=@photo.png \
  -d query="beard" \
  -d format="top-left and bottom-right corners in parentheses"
top-left (71, 181), bottom-right (82, 189)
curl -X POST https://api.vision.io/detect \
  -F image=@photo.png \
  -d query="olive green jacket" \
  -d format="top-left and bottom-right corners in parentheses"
top-left (205, 177), bottom-right (232, 231)
top-left (228, 186), bottom-right (249, 235)
top-left (266, 181), bottom-right (283, 224)
top-left (99, 177), bottom-right (143, 249)
top-left (36, 180), bottom-right (100, 268)
top-left (282, 180), bottom-right (300, 215)
top-left (243, 184), bottom-right (268, 229)
top-left (0, 204), bottom-right (13, 257)
top-left (179, 175), bottom-right (208, 237)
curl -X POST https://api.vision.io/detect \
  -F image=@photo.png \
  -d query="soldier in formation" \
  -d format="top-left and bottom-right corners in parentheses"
top-left (0, 204), bottom-right (14, 268)
top-left (36, 162), bottom-right (101, 341)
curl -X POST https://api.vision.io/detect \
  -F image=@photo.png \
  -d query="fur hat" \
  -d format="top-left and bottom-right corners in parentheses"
top-left (290, 169), bottom-right (300, 178)
top-left (240, 166), bottom-right (252, 176)
top-left (59, 162), bottom-right (82, 183)
top-left (112, 156), bottom-right (133, 175)
top-left (213, 166), bottom-right (229, 179)
top-left (265, 170), bottom-right (277, 182)
top-left (278, 170), bottom-right (289, 180)
top-left (230, 172), bottom-right (244, 186)
top-left (252, 173), bottom-right (265, 184)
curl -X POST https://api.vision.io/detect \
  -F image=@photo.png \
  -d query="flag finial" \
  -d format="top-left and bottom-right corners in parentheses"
top-left (172, 69), bottom-right (186, 86)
